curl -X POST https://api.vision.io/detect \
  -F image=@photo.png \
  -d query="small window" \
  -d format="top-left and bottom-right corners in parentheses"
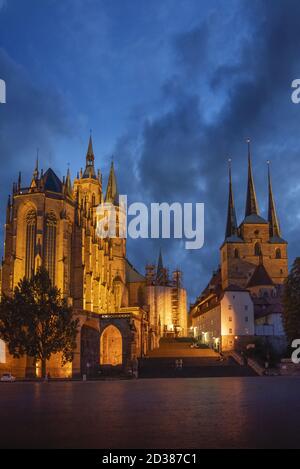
top-left (229, 316), bottom-right (232, 322)
top-left (245, 316), bottom-right (249, 322)
top-left (228, 304), bottom-right (232, 310)
top-left (276, 248), bottom-right (281, 259)
top-left (255, 242), bottom-right (261, 256)
top-left (280, 269), bottom-right (283, 275)
top-left (234, 248), bottom-right (239, 259)
top-left (233, 295), bottom-right (235, 299)
top-left (245, 305), bottom-right (248, 311)
top-left (229, 328), bottom-right (233, 334)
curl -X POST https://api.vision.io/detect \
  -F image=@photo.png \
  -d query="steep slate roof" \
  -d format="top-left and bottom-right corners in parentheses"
top-left (243, 213), bottom-right (268, 224)
top-left (252, 294), bottom-right (284, 319)
top-left (247, 263), bottom-right (274, 288)
top-left (224, 234), bottom-right (244, 243)
top-left (43, 168), bottom-right (63, 193)
top-left (125, 259), bottom-right (145, 283)
top-left (224, 284), bottom-right (249, 292)
top-left (269, 235), bottom-right (287, 244)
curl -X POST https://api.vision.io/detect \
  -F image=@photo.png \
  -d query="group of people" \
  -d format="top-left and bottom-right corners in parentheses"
top-left (175, 359), bottom-right (183, 370)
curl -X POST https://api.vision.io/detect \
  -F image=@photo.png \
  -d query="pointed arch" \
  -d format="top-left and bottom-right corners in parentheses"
top-left (234, 248), bottom-right (240, 259)
top-left (25, 209), bottom-right (37, 279)
top-left (44, 212), bottom-right (57, 285)
top-left (254, 242), bottom-right (261, 256)
top-left (100, 325), bottom-right (123, 366)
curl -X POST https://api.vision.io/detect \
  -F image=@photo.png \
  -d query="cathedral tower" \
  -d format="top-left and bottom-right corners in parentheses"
top-left (221, 141), bottom-right (288, 290)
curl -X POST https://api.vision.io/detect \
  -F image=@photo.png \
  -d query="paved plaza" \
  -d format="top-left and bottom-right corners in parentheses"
top-left (0, 377), bottom-right (300, 449)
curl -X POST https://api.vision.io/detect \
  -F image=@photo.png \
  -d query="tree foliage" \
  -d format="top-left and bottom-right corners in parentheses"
top-left (283, 257), bottom-right (300, 345)
top-left (0, 267), bottom-right (79, 377)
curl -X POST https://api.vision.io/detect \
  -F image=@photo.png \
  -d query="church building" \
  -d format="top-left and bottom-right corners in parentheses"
top-left (0, 137), bottom-right (187, 378)
top-left (190, 141), bottom-right (288, 352)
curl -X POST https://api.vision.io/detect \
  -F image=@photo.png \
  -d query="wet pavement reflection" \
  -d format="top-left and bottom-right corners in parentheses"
top-left (0, 377), bottom-right (300, 449)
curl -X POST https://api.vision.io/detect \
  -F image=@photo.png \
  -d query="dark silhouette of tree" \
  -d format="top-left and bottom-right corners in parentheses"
top-left (283, 257), bottom-right (300, 345)
top-left (0, 267), bottom-right (79, 378)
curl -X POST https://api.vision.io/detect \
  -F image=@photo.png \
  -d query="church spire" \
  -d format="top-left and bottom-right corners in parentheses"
top-left (225, 158), bottom-right (238, 239)
top-left (33, 150), bottom-right (39, 179)
top-left (83, 135), bottom-right (96, 179)
top-left (267, 161), bottom-right (281, 238)
top-left (156, 249), bottom-right (165, 285)
top-left (245, 138), bottom-right (259, 217)
top-left (64, 167), bottom-right (73, 198)
top-left (30, 150), bottom-right (39, 189)
top-left (105, 160), bottom-right (118, 205)
top-left (157, 248), bottom-right (163, 273)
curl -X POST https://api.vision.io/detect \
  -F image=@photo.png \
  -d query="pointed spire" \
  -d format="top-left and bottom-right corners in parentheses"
top-left (245, 138), bottom-right (259, 217)
top-left (87, 135), bottom-right (94, 158)
top-left (105, 160), bottom-right (118, 205)
top-left (64, 167), bottom-right (73, 198)
top-left (225, 158), bottom-right (238, 239)
top-left (157, 248), bottom-right (163, 273)
top-left (156, 249), bottom-right (168, 285)
top-left (267, 161), bottom-right (281, 238)
top-left (33, 149), bottom-right (39, 179)
top-left (30, 149), bottom-right (40, 189)
top-left (83, 135), bottom-right (96, 179)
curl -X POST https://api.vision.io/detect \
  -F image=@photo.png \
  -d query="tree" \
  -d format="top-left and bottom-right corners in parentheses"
top-left (283, 257), bottom-right (300, 345)
top-left (0, 267), bottom-right (79, 378)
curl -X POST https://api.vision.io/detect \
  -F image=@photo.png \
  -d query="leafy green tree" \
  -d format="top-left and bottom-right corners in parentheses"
top-left (0, 267), bottom-right (79, 378)
top-left (283, 257), bottom-right (300, 345)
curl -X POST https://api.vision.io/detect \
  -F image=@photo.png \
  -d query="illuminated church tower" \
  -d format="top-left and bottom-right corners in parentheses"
top-left (221, 140), bottom-right (288, 290)
top-left (0, 137), bottom-right (151, 378)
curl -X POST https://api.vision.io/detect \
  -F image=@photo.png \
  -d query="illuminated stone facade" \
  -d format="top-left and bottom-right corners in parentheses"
top-left (190, 145), bottom-right (288, 352)
top-left (0, 138), bottom-right (188, 377)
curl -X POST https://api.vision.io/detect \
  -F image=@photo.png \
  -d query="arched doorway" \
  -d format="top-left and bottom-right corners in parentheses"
top-left (100, 325), bottom-right (123, 366)
top-left (80, 324), bottom-right (100, 376)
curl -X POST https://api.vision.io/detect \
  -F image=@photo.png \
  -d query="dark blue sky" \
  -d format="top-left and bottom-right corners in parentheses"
top-left (0, 0), bottom-right (300, 303)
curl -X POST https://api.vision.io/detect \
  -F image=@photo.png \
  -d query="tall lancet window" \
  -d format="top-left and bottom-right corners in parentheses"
top-left (44, 212), bottom-right (57, 285)
top-left (65, 224), bottom-right (72, 295)
top-left (25, 210), bottom-right (37, 279)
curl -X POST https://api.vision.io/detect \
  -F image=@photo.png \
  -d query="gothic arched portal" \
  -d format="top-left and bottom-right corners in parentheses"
top-left (80, 324), bottom-right (100, 376)
top-left (100, 325), bottom-right (123, 366)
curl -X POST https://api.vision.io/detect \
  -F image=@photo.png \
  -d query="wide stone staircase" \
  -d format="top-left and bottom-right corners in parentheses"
top-left (139, 338), bottom-right (256, 378)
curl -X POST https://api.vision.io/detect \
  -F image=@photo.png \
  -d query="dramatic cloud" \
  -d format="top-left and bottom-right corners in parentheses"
top-left (115, 0), bottom-right (300, 300)
top-left (1, 0), bottom-right (300, 302)
top-left (0, 48), bottom-right (72, 253)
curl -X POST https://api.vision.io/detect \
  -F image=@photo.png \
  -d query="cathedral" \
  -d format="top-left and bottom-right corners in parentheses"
top-left (190, 141), bottom-right (288, 352)
top-left (0, 137), bottom-right (187, 378)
